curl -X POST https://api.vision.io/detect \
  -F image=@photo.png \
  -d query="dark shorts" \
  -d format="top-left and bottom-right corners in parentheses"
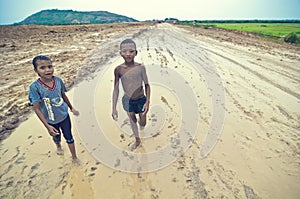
top-left (122, 95), bottom-right (146, 114)
top-left (49, 115), bottom-right (74, 144)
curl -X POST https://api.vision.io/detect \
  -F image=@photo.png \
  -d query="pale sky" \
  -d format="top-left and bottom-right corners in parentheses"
top-left (0, 0), bottom-right (299, 25)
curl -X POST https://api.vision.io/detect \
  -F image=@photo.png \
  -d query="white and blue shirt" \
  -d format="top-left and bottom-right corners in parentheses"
top-left (29, 76), bottom-right (69, 124)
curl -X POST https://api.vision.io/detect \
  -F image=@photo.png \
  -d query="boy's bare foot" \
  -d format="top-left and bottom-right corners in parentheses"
top-left (56, 148), bottom-right (64, 155)
top-left (56, 144), bottom-right (64, 155)
top-left (128, 139), bottom-right (141, 151)
top-left (72, 157), bottom-right (81, 164)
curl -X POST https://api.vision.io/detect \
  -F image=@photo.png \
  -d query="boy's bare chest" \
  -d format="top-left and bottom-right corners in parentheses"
top-left (119, 66), bottom-right (141, 77)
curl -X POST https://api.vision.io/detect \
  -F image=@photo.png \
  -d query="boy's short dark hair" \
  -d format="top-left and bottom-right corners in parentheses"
top-left (120, 39), bottom-right (136, 49)
top-left (32, 55), bottom-right (51, 69)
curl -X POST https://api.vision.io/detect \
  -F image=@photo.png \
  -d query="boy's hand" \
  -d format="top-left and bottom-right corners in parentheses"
top-left (71, 108), bottom-right (80, 116)
top-left (112, 109), bottom-right (118, 121)
top-left (47, 125), bottom-right (59, 136)
top-left (142, 102), bottom-right (149, 115)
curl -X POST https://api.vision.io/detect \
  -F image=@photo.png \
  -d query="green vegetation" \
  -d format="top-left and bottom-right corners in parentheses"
top-left (16, 9), bottom-right (138, 25)
top-left (210, 23), bottom-right (300, 37)
top-left (179, 20), bottom-right (300, 44)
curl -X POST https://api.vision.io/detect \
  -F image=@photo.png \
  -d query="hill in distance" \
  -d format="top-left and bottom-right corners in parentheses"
top-left (17, 9), bottom-right (138, 25)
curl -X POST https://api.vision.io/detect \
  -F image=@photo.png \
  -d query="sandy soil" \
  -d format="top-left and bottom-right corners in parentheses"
top-left (0, 22), bottom-right (299, 199)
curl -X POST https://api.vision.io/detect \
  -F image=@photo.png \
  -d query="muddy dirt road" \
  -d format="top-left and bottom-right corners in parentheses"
top-left (0, 23), bottom-right (299, 199)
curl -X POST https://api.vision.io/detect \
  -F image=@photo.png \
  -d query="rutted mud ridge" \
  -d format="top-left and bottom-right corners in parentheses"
top-left (0, 23), bottom-right (299, 199)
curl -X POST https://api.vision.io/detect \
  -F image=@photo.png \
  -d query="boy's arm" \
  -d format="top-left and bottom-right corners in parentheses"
top-left (62, 92), bottom-right (79, 116)
top-left (32, 103), bottom-right (59, 136)
top-left (112, 67), bottom-right (120, 120)
top-left (143, 83), bottom-right (150, 114)
top-left (141, 65), bottom-right (150, 114)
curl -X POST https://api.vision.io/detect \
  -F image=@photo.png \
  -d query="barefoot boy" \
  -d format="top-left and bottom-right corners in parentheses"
top-left (112, 39), bottom-right (150, 150)
top-left (29, 55), bottom-right (79, 161)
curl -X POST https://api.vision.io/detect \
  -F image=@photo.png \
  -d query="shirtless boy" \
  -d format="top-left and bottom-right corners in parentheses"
top-left (112, 39), bottom-right (150, 150)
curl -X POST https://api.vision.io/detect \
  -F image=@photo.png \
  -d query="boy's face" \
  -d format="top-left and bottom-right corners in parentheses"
top-left (34, 59), bottom-right (54, 80)
top-left (120, 43), bottom-right (137, 63)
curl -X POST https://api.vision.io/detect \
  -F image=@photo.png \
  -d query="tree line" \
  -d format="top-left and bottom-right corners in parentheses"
top-left (181, 19), bottom-right (300, 23)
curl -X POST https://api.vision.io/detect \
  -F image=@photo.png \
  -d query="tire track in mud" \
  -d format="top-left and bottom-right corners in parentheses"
top-left (201, 42), bottom-right (300, 157)
top-left (248, 60), bottom-right (300, 83)
top-left (203, 44), bottom-right (299, 127)
top-left (202, 47), bottom-right (300, 100)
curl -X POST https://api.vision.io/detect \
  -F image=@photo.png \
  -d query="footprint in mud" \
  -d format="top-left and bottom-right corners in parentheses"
top-left (142, 106), bottom-right (166, 138)
top-left (207, 168), bottom-right (213, 176)
top-left (167, 123), bottom-right (174, 129)
top-left (114, 158), bottom-right (121, 167)
top-left (2, 148), bottom-right (8, 155)
top-left (161, 96), bottom-right (173, 111)
top-left (88, 166), bottom-right (98, 177)
top-left (15, 155), bottom-right (26, 164)
top-left (244, 185), bottom-right (262, 199)
top-left (150, 113), bottom-right (157, 126)
top-left (91, 166), bottom-right (97, 171)
top-left (68, 165), bottom-right (94, 198)
top-left (120, 134), bottom-right (126, 142)
top-left (27, 163), bottom-right (40, 178)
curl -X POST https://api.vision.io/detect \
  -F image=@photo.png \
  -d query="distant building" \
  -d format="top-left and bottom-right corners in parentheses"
top-left (164, 18), bottom-right (179, 24)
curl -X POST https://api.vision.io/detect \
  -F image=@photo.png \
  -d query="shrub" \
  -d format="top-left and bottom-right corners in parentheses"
top-left (284, 32), bottom-right (299, 44)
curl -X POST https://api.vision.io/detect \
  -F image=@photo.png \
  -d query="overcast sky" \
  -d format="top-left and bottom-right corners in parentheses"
top-left (1, 0), bottom-right (300, 25)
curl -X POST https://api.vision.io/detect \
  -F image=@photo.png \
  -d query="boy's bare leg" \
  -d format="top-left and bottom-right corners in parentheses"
top-left (138, 112), bottom-right (147, 129)
top-left (128, 112), bottom-right (141, 149)
top-left (67, 143), bottom-right (78, 160)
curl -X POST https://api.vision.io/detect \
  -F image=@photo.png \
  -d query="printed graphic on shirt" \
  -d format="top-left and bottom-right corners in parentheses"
top-left (52, 97), bottom-right (64, 107)
top-left (43, 98), bottom-right (54, 121)
top-left (43, 97), bottom-right (64, 121)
